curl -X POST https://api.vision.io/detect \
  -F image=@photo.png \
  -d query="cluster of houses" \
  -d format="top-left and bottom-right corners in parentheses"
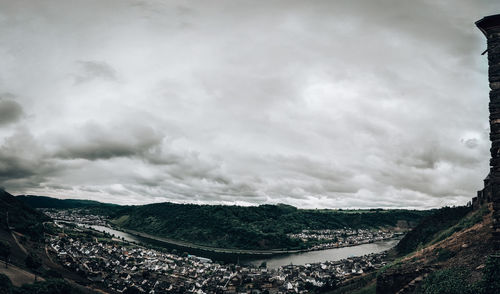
top-left (42, 208), bottom-right (108, 226)
top-left (287, 229), bottom-right (399, 251)
top-left (48, 224), bottom-right (389, 294)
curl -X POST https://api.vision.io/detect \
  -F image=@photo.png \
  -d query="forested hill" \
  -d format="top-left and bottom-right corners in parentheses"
top-left (17, 195), bottom-right (116, 209)
top-left (110, 203), bottom-right (431, 250)
top-left (17, 194), bottom-right (432, 250)
top-left (0, 189), bottom-right (48, 240)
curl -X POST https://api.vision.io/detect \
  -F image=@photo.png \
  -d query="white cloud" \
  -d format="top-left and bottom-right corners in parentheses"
top-left (0, 0), bottom-right (496, 208)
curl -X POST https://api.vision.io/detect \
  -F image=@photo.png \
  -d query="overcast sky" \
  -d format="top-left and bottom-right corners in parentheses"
top-left (0, 0), bottom-right (498, 209)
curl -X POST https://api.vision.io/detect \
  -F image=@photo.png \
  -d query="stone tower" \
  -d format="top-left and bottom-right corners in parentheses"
top-left (476, 14), bottom-right (500, 249)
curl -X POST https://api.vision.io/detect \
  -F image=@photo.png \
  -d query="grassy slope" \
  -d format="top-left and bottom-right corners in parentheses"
top-left (376, 204), bottom-right (497, 294)
top-left (327, 206), bottom-right (494, 294)
top-left (0, 190), bottom-right (90, 293)
top-left (395, 206), bottom-right (472, 255)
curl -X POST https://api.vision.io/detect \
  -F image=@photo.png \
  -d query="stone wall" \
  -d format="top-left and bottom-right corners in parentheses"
top-left (476, 15), bottom-right (500, 250)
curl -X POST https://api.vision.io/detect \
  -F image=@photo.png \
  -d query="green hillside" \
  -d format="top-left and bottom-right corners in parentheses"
top-left (111, 203), bottom-right (431, 250)
top-left (0, 189), bottom-right (49, 240)
top-left (395, 206), bottom-right (472, 255)
top-left (17, 195), bottom-right (116, 209)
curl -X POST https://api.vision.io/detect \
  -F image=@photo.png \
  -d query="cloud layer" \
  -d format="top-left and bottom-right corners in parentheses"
top-left (0, 0), bottom-right (498, 208)
top-left (0, 95), bottom-right (23, 126)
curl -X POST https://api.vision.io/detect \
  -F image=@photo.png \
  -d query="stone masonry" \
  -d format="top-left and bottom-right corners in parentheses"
top-left (476, 14), bottom-right (500, 250)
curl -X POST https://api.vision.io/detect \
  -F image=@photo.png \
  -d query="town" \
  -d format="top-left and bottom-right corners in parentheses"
top-left (42, 209), bottom-right (402, 252)
top-left (48, 223), bottom-right (389, 293)
top-left (41, 209), bottom-right (392, 293)
top-left (288, 229), bottom-right (401, 251)
top-left (41, 208), bottom-right (109, 226)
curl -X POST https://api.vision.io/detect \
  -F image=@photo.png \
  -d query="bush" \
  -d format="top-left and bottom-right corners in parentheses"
top-left (432, 205), bottom-right (488, 245)
top-left (479, 255), bottom-right (500, 294)
top-left (43, 269), bottom-right (63, 279)
top-left (421, 267), bottom-right (479, 294)
top-left (12, 279), bottom-right (81, 294)
top-left (419, 255), bottom-right (500, 294)
top-left (0, 274), bottom-right (13, 294)
top-left (435, 248), bottom-right (455, 262)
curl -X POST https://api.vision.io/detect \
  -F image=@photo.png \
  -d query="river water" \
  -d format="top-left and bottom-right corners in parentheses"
top-left (246, 239), bottom-right (398, 269)
top-left (87, 224), bottom-right (398, 268)
top-left (88, 225), bottom-right (143, 243)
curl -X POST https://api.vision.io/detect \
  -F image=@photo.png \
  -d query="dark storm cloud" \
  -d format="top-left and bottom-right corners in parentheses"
top-left (0, 0), bottom-right (497, 208)
top-left (0, 128), bottom-right (59, 191)
top-left (55, 122), bottom-right (164, 160)
top-left (0, 95), bottom-right (23, 126)
top-left (0, 154), bottom-right (35, 179)
top-left (0, 129), bottom-right (39, 179)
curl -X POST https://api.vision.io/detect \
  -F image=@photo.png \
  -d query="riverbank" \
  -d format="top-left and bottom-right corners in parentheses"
top-left (57, 220), bottom-right (402, 267)
top-left (117, 226), bottom-right (400, 253)
top-left (81, 223), bottom-right (401, 266)
top-left (115, 226), bottom-right (307, 255)
top-left (50, 221), bottom-right (395, 294)
top-left (246, 238), bottom-right (399, 269)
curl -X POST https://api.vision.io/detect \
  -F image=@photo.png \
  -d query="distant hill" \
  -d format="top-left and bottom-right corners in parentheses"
top-left (17, 195), bottom-right (116, 209)
top-left (109, 203), bottom-right (431, 250)
top-left (0, 189), bottom-right (49, 239)
top-left (13, 194), bottom-right (432, 250)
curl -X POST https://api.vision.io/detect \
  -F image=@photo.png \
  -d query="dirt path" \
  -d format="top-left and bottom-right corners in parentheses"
top-left (11, 231), bottom-right (28, 255)
top-left (0, 264), bottom-right (44, 286)
top-left (44, 244), bottom-right (56, 266)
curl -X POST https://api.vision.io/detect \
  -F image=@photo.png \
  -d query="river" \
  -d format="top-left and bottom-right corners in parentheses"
top-left (86, 224), bottom-right (399, 268)
top-left (87, 224), bottom-right (143, 243)
top-left (246, 239), bottom-right (398, 269)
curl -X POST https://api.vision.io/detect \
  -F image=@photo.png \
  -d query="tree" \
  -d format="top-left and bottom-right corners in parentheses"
top-left (481, 255), bottom-right (500, 294)
top-left (17, 279), bottom-right (78, 294)
top-left (25, 253), bottom-right (42, 281)
top-left (0, 273), bottom-right (12, 294)
top-left (0, 241), bottom-right (11, 268)
top-left (123, 286), bottom-right (141, 294)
